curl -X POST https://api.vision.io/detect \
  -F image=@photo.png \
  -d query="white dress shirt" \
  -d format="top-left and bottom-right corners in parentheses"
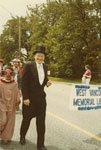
top-left (36, 63), bottom-right (45, 85)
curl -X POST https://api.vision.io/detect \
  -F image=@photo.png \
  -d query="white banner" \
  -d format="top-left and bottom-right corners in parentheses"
top-left (70, 84), bottom-right (101, 111)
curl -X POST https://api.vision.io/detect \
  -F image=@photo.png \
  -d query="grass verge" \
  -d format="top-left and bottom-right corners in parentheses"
top-left (49, 76), bottom-right (101, 85)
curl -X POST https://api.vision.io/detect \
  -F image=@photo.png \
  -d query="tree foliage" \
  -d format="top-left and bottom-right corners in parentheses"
top-left (0, 0), bottom-right (101, 79)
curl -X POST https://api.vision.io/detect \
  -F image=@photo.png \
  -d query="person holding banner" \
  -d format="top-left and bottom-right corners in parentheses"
top-left (82, 64), bottom-right (91, 84)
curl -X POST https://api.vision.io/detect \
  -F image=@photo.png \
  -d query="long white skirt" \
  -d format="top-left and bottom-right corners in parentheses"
top-left (82, 77), bottom-right (91, 85)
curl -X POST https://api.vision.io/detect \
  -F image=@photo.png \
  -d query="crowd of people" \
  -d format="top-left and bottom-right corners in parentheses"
top-left (0, 46), bottom-right (91, 150)
top-left (0, 46), bottom-right (52, 150)
top-left (0, 58), bottom-right (23, 89)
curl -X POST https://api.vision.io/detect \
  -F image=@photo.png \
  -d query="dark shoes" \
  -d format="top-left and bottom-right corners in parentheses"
top-left (37, 146), bottom-right (47, 150)
top-left (20, 137), bottom-right (26, 145)
top-left (20, 137), bottom-right (47, 150)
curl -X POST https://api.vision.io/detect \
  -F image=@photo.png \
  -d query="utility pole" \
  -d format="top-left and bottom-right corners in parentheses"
top-left (19, 17), bottom-right (21, 59)
top-left (97, 0), bottom-right (101, 80)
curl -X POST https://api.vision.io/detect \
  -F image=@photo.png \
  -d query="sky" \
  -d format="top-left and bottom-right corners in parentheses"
top-left (0, 0), bottom-right (46, 33)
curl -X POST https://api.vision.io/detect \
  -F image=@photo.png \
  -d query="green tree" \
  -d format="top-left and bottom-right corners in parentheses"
top-left (0, 0), bottom-right (101, 80)
top-left (0, 16), bottom-right (31, 64)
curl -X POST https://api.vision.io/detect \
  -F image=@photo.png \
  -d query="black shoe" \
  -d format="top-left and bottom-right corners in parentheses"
top-left (37, 146), bottom-right (47, 150)
top-left (20, 137), bottom-right (26, 145)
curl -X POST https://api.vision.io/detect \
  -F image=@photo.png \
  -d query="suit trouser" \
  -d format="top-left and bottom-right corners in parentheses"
top-left (20, 105), bottom-right (46, 148)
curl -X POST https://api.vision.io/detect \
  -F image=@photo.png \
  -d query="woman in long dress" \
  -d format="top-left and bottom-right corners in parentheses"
top-left (82, 64), bottom-right (91, 84)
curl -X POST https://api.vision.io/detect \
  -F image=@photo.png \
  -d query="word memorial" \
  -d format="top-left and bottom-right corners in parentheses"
top-left (70, 84), bottom-right (101, 111)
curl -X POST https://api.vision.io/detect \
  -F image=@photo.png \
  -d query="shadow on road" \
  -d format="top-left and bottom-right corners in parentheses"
top-left (0, 140), bottom-right (36, 150)
top-left (0, 141), bottom-right (64, 150)
top-left (84, 133), bottom-right (101, 148)
top-left (69, 148), bottom-right (78, 150)
top-left (46, 145), bottom-right (63, 150)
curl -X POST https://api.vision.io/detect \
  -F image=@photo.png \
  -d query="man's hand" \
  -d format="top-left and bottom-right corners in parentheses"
top-left (24, 99), bottom-right (30, 106)
top-left (46, 80), bottom-right (52, 87)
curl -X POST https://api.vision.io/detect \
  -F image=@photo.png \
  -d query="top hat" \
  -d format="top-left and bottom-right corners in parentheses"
top-left (33, 46), bottom-right (46, 55)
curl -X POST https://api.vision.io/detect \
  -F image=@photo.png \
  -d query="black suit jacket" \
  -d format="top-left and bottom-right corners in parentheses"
top-left (21, 61), bottom-right (48, 117)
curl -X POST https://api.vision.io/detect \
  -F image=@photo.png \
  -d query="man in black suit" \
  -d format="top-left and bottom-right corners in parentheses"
top-left (20, 46), bottom-right (51, 150)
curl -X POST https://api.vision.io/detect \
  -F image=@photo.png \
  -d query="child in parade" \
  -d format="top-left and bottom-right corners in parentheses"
top-left (82, 64), bottom-right (91, 84)
top-left (0, 66), bottom-right (20, 144)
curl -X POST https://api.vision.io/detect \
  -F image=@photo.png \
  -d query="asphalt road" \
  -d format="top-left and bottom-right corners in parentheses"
top-left (0, 82), bottom-right (101, 150)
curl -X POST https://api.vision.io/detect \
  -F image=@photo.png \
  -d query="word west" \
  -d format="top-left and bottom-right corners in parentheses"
top-left (71, 85), bottom-right (101, 111)
top-left (76, 88), bottom-right (101, 97)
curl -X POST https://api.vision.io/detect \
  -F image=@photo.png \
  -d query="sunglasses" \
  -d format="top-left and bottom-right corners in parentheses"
top-left (0, 70), bottom-right (15, 76)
